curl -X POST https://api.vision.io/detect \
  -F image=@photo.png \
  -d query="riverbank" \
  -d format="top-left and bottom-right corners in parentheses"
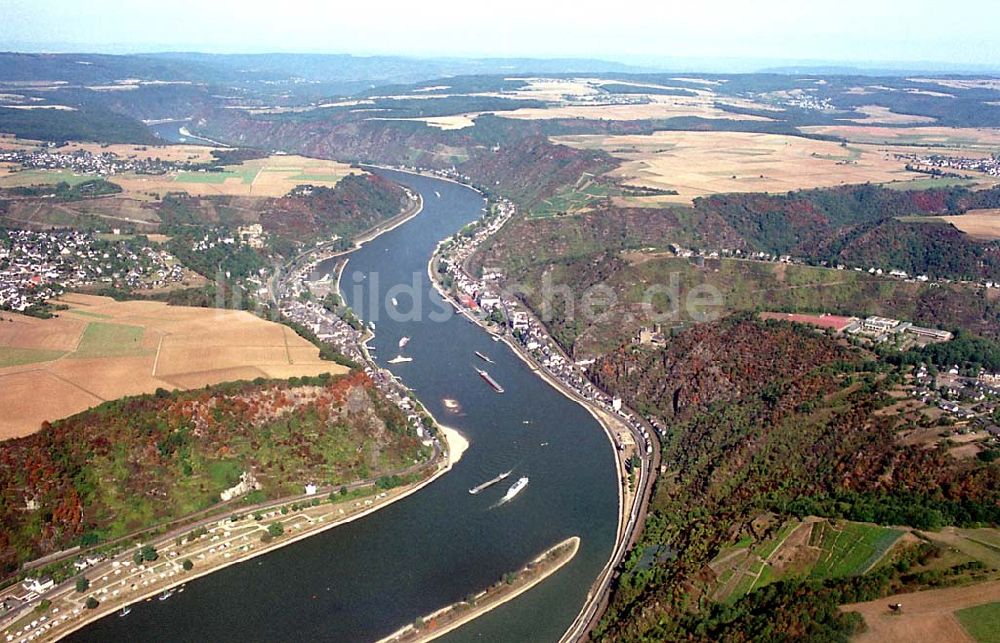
top-left (424, 203), bottom-right (655, 643)
top-left (379, 537), bottom-right (581, 643)
top-left (14, 425), bottom-right (467, 643)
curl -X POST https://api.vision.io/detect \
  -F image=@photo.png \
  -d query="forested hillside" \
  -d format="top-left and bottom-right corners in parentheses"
top-left (702, 184), bottom-right (1000, 279)
top-left (0, 372), bottom-right (427, 573)
top-left (261, 173), bottom-right (411, 245)
top-left (589, 317), bottom-right (1000, 640)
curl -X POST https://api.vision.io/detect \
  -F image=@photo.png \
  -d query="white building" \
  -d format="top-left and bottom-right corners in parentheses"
top-left (861, 316), bottom-right (900, 333)
top-left (21, 576), bottom-right (54, 595)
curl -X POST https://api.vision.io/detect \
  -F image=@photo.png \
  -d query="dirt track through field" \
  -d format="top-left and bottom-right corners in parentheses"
top-left (843, 580), bottom-right (1000, 642)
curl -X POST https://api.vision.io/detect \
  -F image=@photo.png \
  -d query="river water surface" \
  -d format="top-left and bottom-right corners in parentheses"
top-left (68, 170), bottom-right (618, 642)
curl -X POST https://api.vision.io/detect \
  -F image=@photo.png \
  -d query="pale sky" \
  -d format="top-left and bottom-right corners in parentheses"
top-left (3, 0), bottom-right (999, 69)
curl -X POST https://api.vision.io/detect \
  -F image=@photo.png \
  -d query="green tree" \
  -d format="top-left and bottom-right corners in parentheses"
top-left (85, 597), bottom-right (99, 610)
top-left (140, 544), bottom-right (158, 562)
top-left (75, 576), bottom-right (90, 593)
top-left (182, 559), bottom-right (194, 571)
top-left (267, 522), bottom-right (285, 538)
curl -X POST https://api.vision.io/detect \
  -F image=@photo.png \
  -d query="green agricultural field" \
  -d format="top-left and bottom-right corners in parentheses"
top-left (0, 168), bottom-right (96, 188)
top-left (725, 566), bottom-right (763, 604)
top-left (173, 167), bottom-right (257, 184)
top-left (70, 321), bottom-right (147, 359)
top-left (754, 521), bottom-right (800, 560)
top-left (0, 346), bottom-right (66, 368)
top-left (956, 602), bottom-right (1000, 643)
top-left (809, 521), bottom-right (902, 580)
top-left (713, 519), bottom-right (905, 604)
top-left (66, 309), bottom-right (113, 319)
top-left (881, 177), bottom-right (980, 191)
top-left (530, 178), bottom-right (614, 218)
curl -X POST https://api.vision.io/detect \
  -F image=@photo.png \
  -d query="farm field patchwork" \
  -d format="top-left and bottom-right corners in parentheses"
top-left (800, 124), bottom-right (1000, 148)
top-left (551, 130), bottom-right (997, 204)
top-left (844, 580), bottom-right (1000, 643)
top-left (0, 294), bottom-right (347, 439)
top-left (113, 154), bottom-right (361, 198)
top-left (709, 518), bottom-right (904, 604)
top-left (808, 520), bottom-right (903, 580)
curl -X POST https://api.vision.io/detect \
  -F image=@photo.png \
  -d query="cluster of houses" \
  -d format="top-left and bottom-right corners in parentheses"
top-left (190, 229), bottom-right (240, 253)
top-left (775, 91), bottom-right (835, 111)
top-left (278, 278), bottom-right (436, 448)
top-left (433, 199), bottom-right (514, 313)
top-left (0, 548), bottom-right (102, 618)
top-left (236, 224), bottom-right (266, 249)
top-left (896, 151), bottom-right (1000, 178)
top-left (911, 363), bottom-right (1000, 432)
top-left (0, 229), bottom-right (186, 312)
top-left (433, 199), bottom-right (656, 459)
top-left (0, 147), bottom-right (194, 177)
top-left (669, 241), bottom-right (1000, 290)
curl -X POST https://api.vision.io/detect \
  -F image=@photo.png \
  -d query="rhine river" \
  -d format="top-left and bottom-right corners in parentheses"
top-left (69, 169), bottom-right (619, 642)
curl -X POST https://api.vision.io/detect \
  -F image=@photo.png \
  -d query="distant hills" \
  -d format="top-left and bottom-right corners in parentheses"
top-left (0, 51), bottom-right (649, 92)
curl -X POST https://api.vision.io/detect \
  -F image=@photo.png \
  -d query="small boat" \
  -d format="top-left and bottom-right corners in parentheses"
top-left (391, 297), bottom-right (398, 307)
top-left (388, 355), bottom-right (413, 364)
top-left (368, 321), bottom-right (375, 331)
top-left (399, 336), bottom-right (410, 349)
top-left (158, 589), bottom-right (174, 601)
top-left (435, 191), bottom-right (441, 198)
top-left (475, 350), bottom-right (494, 364)
top-left (491, 335), bottom-right (500, 342)
top-left (118, 607), bottom-right (131, 617)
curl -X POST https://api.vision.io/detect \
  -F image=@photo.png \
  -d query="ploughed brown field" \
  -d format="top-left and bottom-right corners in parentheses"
top-left (842, 579), bottom-right (1000, 643)
top-left (0, 294), bottom-right (346, 439)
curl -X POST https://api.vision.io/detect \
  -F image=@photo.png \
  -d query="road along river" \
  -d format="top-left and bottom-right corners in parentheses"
top-left (68, 169), bottom-right (619, 642)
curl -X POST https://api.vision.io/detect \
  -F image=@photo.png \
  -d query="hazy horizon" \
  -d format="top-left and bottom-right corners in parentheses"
top-left (5, 0), bottom-right (1000, 74)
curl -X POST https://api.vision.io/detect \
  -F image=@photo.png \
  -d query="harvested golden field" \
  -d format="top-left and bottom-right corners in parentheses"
top-left (934, 209), bottom-right (1000, 240)
top-left (843, 580), bottom-right (1000, 643)
top-left (910, 78), bottom-right (1000, 92)
top-left (552, 131), bottom-right (937, 203)
top-left (0, 135), bottom-right (219, 163)
top-left (390, 77), bottom-right (775, 128)
top-left (850, 104), bottom-right (937, 125)
top-left (63, 140), bottom-right (218, 163)
top-left (800, 125), bottom-right (1000, 148)
top-left (111, 153), bottom-right (361, 198)
top-left (0, 294), bottom-right (347, 439)
top-left (0, 133), bottom-right (43, 151)
top-left (0, 135), bottom-right (361, 200)
top-left (489, 93), bottom-right (772, 122)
